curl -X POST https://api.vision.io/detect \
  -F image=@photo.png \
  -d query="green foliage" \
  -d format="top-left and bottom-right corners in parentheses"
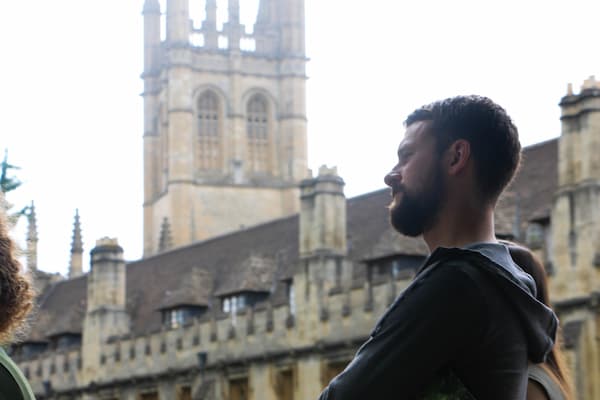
top-left (421, 369), bottom-right (476, 400)
top-left (0, 150), bottom-right (29, 226)
top-left (0, 149), bottom-right (22, 195)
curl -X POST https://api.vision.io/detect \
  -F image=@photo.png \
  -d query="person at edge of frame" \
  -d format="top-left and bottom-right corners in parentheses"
top-left (317, 95), bottom-right (558, 400)
top-left (504, 241), bottom-right (574, 400)
top-left (0, 197), bottom-right (36, 400)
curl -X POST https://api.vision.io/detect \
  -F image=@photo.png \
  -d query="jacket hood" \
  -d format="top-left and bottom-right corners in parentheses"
top-left (422, 243), bottom-right (558, 364)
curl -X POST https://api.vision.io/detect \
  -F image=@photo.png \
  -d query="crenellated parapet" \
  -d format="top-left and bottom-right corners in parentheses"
top-left (17, 265), bottom-right (415, 398)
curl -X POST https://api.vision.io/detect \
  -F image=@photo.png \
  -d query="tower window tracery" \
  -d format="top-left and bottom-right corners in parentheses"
top-left (246, 94), bottom-right (270, 174)
top-left (197, 91), bottom-right (221, 170)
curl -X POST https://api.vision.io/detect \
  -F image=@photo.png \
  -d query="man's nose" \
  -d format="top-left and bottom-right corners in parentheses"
top-left (384, 170), bottom-right (401, 187)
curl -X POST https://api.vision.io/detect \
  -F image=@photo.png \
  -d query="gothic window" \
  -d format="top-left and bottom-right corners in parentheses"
top-left (287, 281), bottom-right (296, 316)
top-left (222, 295), bottom-right (247, 315)
top-left (50, 333), bottom-right (82, 350)
top-left (526, 222), bottom-right (544, 249)
top-left (18, 342), bottom-right (47, 358)
top-left (197, 91), bottom-right (221, 170)
top-left (321, 360), bottom-right (349, 388)
top-left (161, 306), bottom-right (206, 329)
top-left (221, 292), bottom-right (268, 314)
top-left (368, 255), bottom-right (426, 284)
top-left (178, 386), bottom-right (192, 400)
top-left (246, 94), bottom-right (270, 174)
top-left (274, 369), bottom-right (295, 400)
top-left (140, 392), bottom-right (159, 400)
top-left (229, 377), bottom-right (249, 400)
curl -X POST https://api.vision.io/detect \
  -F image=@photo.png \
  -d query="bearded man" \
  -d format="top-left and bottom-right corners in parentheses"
top-left (318, 96), bottom-right (558, 399)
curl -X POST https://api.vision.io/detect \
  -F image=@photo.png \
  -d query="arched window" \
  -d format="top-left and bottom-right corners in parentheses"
top-left (246, 94), bottom-right (270, 173)
top-left (197, 91), bottom-right (221, 170)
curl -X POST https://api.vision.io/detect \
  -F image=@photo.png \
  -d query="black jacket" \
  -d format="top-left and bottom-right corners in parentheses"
top-left (318, 243), bottom-right (558, 400)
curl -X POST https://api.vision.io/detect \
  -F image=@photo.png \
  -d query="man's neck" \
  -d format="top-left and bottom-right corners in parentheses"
top-left (423, 201), bottom-right (497, 253)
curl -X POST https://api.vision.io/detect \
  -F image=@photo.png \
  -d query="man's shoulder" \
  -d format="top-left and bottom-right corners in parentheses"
top-left (418, 248), bottom-right (492, 284)
top-left (406, 254), bottom-right (491, 309)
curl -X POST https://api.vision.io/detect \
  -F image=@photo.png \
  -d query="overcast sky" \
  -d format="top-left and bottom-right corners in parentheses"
top-left (1, 0), bottom-right (599, 276)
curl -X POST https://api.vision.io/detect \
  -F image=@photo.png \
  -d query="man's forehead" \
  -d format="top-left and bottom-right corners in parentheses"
top-left (400, 120), bottom-right (432, 147)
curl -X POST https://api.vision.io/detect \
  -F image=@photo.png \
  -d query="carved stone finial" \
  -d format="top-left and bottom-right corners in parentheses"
top-left (69, 209), bottom-right (84, 278)
top-left (142, 0), bottom-right (160, 14)
top-left (582, 75), bottom-right (598, 90)
top-left (71, 209), bottom-right (83, 254)
top-left (26, 201), bottom-right (38, 272)
top-left (26, 201), bottom-right (38, 242)
top-left (318, 165), bottom-right (338, 177)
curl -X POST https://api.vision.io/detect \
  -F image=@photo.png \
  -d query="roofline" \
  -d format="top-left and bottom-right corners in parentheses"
top-left (130, 187), bottom-right (394, 266)
top-left (522, 137), bottom-right (559, 152)
top-left (156, 303), bottom-right (209, 311)
top-left (346, 187), bottom-right (389, 203)
top-left (127, 214), bottom-right (299, 265)
top-left (37, 274), bottom-right (87, 308)
top-left (214, 288), bottom-right (271, 297)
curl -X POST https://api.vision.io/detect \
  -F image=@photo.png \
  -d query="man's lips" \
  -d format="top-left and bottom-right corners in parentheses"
top-left (389, 188), bottom-right (403, 208)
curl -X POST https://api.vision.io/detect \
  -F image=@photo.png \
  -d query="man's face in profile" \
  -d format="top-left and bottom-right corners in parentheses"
top-left (384, 121), bottom-right (445, 236)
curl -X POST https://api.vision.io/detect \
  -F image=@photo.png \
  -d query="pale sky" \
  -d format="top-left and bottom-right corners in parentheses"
top-left (1, 0), bottom-right (599, 276)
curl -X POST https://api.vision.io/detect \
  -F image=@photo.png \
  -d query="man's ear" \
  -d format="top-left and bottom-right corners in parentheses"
top-left (446, 139), bottom-right (471, 175)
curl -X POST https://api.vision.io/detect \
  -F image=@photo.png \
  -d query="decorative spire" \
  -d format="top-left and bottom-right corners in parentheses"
top-left (71, 209), bottom-right (83, 254)
top-left (226, 0), bottom-right (243, 50)
top-left (203, 0), bottom-right (218, 49)
top-left (166, 0), bottom-right (190, 45)
top-left (256, 0), bottom-right (276, 25)
top-left (26, 201), bottom-right (38, 272)
top-left (205, 0), bottom-right (217, 26)
top-left (69, 209), bottom-right (83, 279)
top-left (142, 0), bottom-right (160, 14)
top-left (158, 217), bottom-right (173, 252)
top-left (254, 0), bottom-right (279, 53)
top-left (26, 201), bottom-right (37, 242)
top-left (582, 75), bottom-right (600, 90)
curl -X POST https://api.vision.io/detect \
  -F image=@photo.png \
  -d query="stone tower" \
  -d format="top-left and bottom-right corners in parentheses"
top-left (82, 238), bottom-right (130, 381)
top-left (297, 166), bottom-right (347, 342)
top-left (550, 75), bottom-right (600, 400)
top-left (142, 0), bottom-right (308, 256)
top-left (551, 76), bottom-right (600, 300)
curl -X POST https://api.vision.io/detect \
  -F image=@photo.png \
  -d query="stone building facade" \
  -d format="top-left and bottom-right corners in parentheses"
top-left (141, 0), bottom-right (308, 257)
top-left (10, 0), bottom-right (600, 399)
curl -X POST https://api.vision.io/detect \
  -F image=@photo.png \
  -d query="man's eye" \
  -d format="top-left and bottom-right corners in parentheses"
top-left (398, 152), bottom-right (412, 164)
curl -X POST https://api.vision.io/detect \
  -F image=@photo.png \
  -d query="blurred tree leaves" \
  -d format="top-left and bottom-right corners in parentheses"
top-left (0, 150), bottom-right (29, 226)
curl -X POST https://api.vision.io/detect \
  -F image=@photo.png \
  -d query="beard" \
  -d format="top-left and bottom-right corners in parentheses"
top-left (389, 166), bottom-right (444, 237)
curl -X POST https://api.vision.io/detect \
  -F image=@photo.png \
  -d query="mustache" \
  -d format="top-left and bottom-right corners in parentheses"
top-left (390, 184), bottom-right (406, 197)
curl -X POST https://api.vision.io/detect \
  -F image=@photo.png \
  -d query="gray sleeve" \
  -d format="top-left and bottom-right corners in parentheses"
top-left (528, 364), bottom-right (565, 400)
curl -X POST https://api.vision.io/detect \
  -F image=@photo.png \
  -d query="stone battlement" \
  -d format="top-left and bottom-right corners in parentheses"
top-left (17, 273), bottom-right (413, 396)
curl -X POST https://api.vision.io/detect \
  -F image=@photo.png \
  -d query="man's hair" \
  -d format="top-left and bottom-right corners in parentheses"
top-left (405, 95), bottom-right (521, 202)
